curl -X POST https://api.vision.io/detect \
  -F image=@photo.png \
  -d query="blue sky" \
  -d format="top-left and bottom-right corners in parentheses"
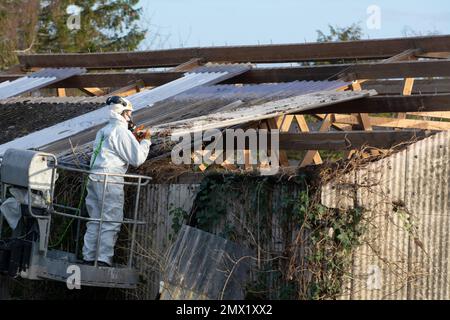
top-left (138, 0), bottom-right (450, 50)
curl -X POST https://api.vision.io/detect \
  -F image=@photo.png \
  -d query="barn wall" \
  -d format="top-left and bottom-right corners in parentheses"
top-left (132, 131), bottom-right (449, 300)
top-left (323, 130), bottom-right (450, 299)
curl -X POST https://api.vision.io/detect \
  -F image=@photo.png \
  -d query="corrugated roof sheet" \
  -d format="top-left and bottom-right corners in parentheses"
top-left (175, 80), bottom-right (348, 101)
top-left (0, 96), bottom-right (105, 105)
top-left (0, 68), bottom-right (86, 100)
top-left (0, 64), bottom-right (250, 156)
top-left (54, 88), bottom-right (374, 164)
top-left (128, 63), bottom-right (250, 109)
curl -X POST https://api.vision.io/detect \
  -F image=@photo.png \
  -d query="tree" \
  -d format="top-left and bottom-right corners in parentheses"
top-left (0, 0), bottom-right (40, 69)
top-left (316, 23), bottom-right (363, 42)
top-left (36, 0), bottom-right (146, 53)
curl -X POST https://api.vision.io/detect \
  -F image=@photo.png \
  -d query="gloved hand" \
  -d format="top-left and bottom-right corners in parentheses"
top-left (142, 129), bottom-right (151, 141)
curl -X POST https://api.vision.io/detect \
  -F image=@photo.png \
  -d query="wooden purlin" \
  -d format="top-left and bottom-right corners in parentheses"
top-left (362, 79), bottom-right (450, 95)
top-left (299, 94), bottom-right (450, 114)
top-left (17, 34), bottom-right (450, 69)
top-left (408, 112), bottom-right (450, 120)
top-left (4, 59), bottom-right (450, 88)
top-left (278, 130), bottom-right (430, 150)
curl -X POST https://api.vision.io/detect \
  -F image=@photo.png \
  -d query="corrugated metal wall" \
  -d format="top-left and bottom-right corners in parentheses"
top-left (322, 131), bottom-right (450, 300)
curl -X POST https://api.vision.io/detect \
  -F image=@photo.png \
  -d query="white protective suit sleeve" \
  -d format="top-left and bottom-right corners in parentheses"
top-left (112, 129), bottom-right (151, 168)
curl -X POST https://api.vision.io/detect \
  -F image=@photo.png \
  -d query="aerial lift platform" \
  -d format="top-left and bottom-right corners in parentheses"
top-left (0, 149), bottom-right (151, 289)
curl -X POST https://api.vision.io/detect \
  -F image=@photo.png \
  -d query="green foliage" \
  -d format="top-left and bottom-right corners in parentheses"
top-left (298, 198), bottom-right (364, 299)
top-left (0, 0), bottom-right (146, 69)
top-left (189, 172), bottom-right (364, 300)
top-left (37, 0), bottom-right (146, 53)
top-left (0, 0), bottom-right (39, 69)
top-left (169, 206), bottom-right (189, 240)
top-left (317, 23), bottom-right (363, 42)
top-left (191, 174), bottom-right (242, 232)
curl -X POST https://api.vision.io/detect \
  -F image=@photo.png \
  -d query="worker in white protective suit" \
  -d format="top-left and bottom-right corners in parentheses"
top-left (82, 96), bottom-right (151, 267)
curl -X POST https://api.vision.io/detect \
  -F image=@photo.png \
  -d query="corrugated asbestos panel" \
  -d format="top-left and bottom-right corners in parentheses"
top-left (321, 172), bottom-right (356, 211)
top-left (149, 90), bottom-right (374, 135)
top-left (0, 64), bottom-right (250, 156)
top-left (174, 81), bottom-right (349, 101)
top-left (128, 64), bottom-right (250, 109)
top-left (160, 225), bottom-right (252, 300)
top-left (0, 96), bottom-right (106, 105)
top-left (54, 88), bottom-right (373, 165)
top-left (405, 130), bottom-right (450, 300)
top-left (322, 131), bottom-right (450, 300)
top-left (352, 150), bottom-right (409, 300)
top-left (132, 184), bottom-right (199, 300)
top-left (0, 68), bottom-right (86, 100)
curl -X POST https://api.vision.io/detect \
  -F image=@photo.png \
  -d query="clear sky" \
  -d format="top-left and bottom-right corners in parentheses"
top-left (138, 0), bottom-right (450, 50)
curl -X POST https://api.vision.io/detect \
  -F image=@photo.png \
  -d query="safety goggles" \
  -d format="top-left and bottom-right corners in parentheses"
top-left (106, 96), bottom-right (128, 107)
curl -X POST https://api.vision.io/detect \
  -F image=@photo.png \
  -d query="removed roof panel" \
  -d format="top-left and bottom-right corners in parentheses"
top-left (0, 68), bottom-right (86, 100)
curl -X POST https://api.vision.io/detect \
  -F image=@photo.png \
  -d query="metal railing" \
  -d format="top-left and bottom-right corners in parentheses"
top-left (0, 156), bottom-right (152, 269)
top-left (52, 164), bottom-right (152, 268)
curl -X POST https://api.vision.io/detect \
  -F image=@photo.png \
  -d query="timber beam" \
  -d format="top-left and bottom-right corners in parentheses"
top-left (17, 34), bottom-right (450, 68)
top-left (3, 60), bottom-right (450, 88)
top-left (301, 94), bottom-right (450, 114)
top-left (279, 130), bottom-right (430, 150)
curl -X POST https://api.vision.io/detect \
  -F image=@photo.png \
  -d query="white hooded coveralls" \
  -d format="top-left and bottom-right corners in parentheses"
top-left (82, 111), bottom-right (151, 265)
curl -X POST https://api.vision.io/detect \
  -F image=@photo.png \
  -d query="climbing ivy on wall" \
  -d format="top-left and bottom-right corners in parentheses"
top-left (184, 172), bottom-right (366, 300)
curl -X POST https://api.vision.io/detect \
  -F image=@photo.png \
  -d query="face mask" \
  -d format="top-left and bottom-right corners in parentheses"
top-left (127, 115), bottom-right (137, 132)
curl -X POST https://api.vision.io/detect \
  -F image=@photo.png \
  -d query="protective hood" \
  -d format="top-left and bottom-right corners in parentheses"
top-left (108, 110), bottom-right (128, 128)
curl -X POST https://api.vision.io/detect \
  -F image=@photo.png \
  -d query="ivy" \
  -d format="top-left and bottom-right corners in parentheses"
top-left (187, 172), bottom-right (365, 300)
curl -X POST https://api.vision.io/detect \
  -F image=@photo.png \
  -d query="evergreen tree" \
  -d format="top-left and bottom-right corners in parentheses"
top-left (37, 0), bottom-right (146, 53)
top-left (316, 23), bottom-right (363, 42)
top-left (0, 0), bottom-right (40, 69)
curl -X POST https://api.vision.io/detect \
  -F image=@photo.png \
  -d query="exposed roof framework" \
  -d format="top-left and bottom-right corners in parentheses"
top-left (1, 34), bottom-right (450, 169)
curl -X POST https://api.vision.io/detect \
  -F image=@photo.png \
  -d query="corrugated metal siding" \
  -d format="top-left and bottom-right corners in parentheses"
top-left (0, 68), bottom-right (86, 100)
top-left (322, 131), bottom-right (450, 300)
